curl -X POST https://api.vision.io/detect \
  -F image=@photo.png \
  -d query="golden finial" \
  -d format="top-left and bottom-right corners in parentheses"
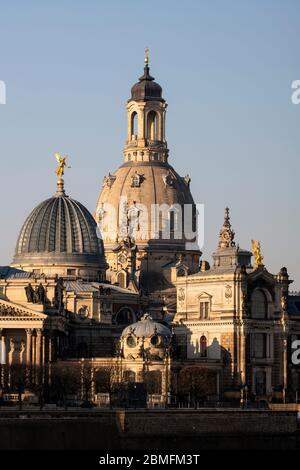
top-left (54, 152), bottom-right (70, 194)
top-left (251, 239), bottom-right (264, 267)
top-left (145, 47), bottom-right (149, 66)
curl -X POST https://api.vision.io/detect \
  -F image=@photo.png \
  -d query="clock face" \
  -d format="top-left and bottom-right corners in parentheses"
top-left (118, 254), bottom-right (127, 265)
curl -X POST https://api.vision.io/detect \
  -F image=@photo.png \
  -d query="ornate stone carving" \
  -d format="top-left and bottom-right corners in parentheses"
top-left (131, 171), bottom-right (144, 188)
top-left (281, 295), bottom-right (288, 312)
top-left (25, 283), bottom-right (34, 303)
top-left (0, 304), bottom-right (34, 317)
top-left (183, 174), bottom-right (191, 187)
top-left (25, 283), bottom-right (46, 304)
top-left (163, 171), bottom-right (175, 187)
top-left (96, 203), bottom-right (105, 222)
top-left (102, 173), bottom-right (116, 189)
top-left (225, 285), bottom-right (232, 300)
top-left (178, 288), bottom-right (185, 307)
top-left (218, 207), bottom-right (235, 249)
top-left (78, 305), bottom-right (89, 318)
top-left (53, 277), bottom-right (64, 312)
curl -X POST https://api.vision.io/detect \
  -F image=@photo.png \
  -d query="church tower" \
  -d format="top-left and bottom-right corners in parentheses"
top-left (96, 52), bottom-right (201, 306)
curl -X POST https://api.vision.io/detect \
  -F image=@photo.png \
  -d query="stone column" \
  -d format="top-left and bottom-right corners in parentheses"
top-left (91, 362), bottom-right (95, 401)
top-left (8, 337), bottom-right (14, 366)
top-left (0, 329), bottom-right (5, 389)
top-left (283, 337), bottom-right (288, 403)
top-left (7, 337), bottom-right (14, 388)
top-left (36, 330), bottom-right (42, 367)
top-left (32, 334), bottom-right (36, 368)
top-left (138, 105), bottom-right (145, 140)
top-left (35, 329), bottom-right (42, 385)
top-left (240, 331), bottom-right (247, 385)
top-left (25, 329), bottom-right (32, 365)
top-left (42, 335), bottom-right (45, 365)
top-left (48, 334), bottom-right (53, 362)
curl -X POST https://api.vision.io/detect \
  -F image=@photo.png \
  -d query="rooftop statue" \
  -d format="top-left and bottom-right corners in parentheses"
top-left (251, 239), bottom-right (264, 266)
top-left (54, 152), bottom-right (70, 178)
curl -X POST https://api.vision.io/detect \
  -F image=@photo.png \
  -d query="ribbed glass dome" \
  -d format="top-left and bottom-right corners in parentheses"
top-left (12, 184), bottom-right (106, 278)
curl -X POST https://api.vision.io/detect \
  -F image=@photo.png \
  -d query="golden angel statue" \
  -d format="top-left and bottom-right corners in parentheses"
top-left (251, 239), bottom-right (264, 266)
top-left (54, 152), bottom-right (69, 178)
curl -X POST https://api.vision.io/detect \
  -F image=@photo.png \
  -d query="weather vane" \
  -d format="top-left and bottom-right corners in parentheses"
top-left (145, 47), bottom-right (149, 66)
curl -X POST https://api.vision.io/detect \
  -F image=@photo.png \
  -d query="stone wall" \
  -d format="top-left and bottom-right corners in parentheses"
top-left (0, 409), bottom-right (297, 450)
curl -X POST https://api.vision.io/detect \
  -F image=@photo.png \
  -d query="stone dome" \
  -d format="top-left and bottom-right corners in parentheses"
top-left (12, 183), bottom-right (107, 280)
top-left (121, 314), bottom-right (171, 338)
top-left (96, 160), bottom-right (195, 249)
top-left (131, 65), bottom-right (164, 102)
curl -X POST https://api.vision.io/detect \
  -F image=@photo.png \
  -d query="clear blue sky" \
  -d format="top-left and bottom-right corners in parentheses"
top-left (0, 0), bottom-right (299, 288)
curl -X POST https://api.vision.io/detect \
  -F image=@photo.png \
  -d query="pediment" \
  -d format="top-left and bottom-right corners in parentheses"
top-left (197, 291), bottom-right (212, 300)
top-left (247, 267), bottom-right (275, 285)
top-left (0, 299), bottom-right (47, 319)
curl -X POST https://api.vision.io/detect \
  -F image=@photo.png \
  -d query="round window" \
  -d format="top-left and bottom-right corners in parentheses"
top-left (150, 335), bottom-right (159, 346)
top-left (127, 335), bottom-right (136, 348)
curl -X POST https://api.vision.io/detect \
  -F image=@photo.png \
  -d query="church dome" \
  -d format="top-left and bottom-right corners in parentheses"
top-left (12, 181), bottom-right (107, 280)
top-left (96, 160), bottom-right (195, 249)
top-left (95, 56), bottom-right (201, 294)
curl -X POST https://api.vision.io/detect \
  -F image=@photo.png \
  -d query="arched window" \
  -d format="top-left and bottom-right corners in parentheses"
top-left (251, 289), bottom-right (268, 319)
top-left (131, 111), bottom-right (138, 139)
top-left (147, 111), bottom-right (158, 141)
top-left (200, 336), bottom-right (207, 357)
top-left (115, 307), bottom-right (134, 326)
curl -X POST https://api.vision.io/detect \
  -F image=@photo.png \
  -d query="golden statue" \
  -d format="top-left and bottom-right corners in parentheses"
top-left (251, 239), bottom-right (264, 266)
top-left (54, 152), bottom-right (69, 178)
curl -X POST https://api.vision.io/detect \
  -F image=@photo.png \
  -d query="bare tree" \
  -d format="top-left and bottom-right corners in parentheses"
top-left (10, 364), bottom-right (27, 410)
top-left (177, 367), bottom-right (217, 407)
top-left (94, 362), bottom-right (121, 407)
top-left (50, 363), bottom-right (81, 408)
top-left (143, 370), bottom-right (162, 395)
